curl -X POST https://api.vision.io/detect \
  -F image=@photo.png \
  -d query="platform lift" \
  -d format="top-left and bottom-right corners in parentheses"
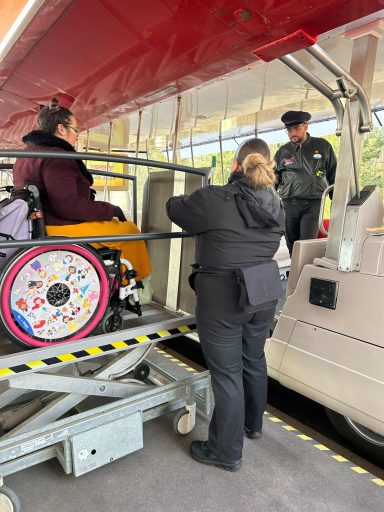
top-left (267, 30), bottom-right (384, 463)
top-left (0, 159), bottom-right (212, 511)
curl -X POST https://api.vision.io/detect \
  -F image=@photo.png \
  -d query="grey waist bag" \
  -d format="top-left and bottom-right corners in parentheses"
top-left (237, 260), bottom-right (283, 312)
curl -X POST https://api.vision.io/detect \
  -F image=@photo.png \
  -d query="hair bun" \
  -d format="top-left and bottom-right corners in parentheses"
top-left (37, 97), bottom-right (73, 134)
top-left (242, 152), bottom-right (276, 188)
top-left (49, 98), bottom-right (60, 111)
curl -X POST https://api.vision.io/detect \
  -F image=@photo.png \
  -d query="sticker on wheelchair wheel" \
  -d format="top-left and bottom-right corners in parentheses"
top-left (9, 249), bottom-right (102, 341)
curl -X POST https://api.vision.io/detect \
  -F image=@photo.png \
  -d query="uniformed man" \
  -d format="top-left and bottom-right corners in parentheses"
top-left (274, 111), bottom-right (337, 255)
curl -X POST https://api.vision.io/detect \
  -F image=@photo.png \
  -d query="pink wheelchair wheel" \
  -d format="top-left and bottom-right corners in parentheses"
top-left (0, 244), bottom-right (109, 349)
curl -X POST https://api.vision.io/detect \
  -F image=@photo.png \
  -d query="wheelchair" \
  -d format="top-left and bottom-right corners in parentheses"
top-left (0, 185), bottom-right (143, 349)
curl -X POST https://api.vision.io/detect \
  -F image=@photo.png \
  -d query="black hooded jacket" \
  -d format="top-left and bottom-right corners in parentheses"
top-left (166, 176), bottom-right (285, 270)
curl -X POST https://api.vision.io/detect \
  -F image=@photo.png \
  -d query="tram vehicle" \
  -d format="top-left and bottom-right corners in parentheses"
top-left (0, 0), bottom-right (383, 485)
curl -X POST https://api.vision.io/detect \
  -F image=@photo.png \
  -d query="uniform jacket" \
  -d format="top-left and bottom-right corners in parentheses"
top-left (166, 176), bottom-right (285, 270)
top-left (274, 134), bottom-right (337, 199)
top-left (13, 131), bottom-right (114, 225)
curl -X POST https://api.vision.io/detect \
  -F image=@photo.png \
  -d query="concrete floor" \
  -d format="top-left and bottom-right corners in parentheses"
top-left (4, 408), bottom-right (384, 512)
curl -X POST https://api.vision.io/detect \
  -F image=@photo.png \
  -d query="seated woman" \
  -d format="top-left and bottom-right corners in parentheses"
top-left (12, 98), bottom-right (151, 296)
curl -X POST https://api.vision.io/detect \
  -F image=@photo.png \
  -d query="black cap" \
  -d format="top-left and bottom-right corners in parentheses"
top-left (281, 110), bottom-right (311, 127)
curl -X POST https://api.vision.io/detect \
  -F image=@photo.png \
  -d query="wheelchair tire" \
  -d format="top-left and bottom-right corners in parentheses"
top-left (101, 310), bottom-right (123, 333)
top-left (0, 244), bottom-right (109, 349)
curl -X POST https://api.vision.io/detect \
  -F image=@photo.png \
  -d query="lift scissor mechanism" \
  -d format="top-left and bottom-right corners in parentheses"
top-left (0, 307), bottom-right (211, 489)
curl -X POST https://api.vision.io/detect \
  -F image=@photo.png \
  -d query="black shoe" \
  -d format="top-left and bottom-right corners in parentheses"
top-left (190, 441), bottom-right (242, 471)
top-left (244, 426), bottom-right (262, 439)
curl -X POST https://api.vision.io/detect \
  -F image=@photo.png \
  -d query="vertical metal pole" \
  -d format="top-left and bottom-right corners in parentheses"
top-left (190, 128), bottom-right (195, 168)
top-left (172, 96), bottom-right (181, 164)
top-left (219, 121), bottom-right (224, 185)
top-left (326, 33), bottom-right (378, 262)
top-left (122, 115), bottom-right (132, 218)
top-left (259, 64), bottom-right (268, 113)
top-left (145, 139), bottom-right (150, 171)
top-left (106, 121), bottom-right (112, 164)
top-left (126, 115), bottom-right (130, 149)
top-left (134, 110), bottom-right (143, 177)
top-left (102, 121), bottom-right (113, 201)
top-left (223, 81), bottom-right (229, 120)
top-left (167, 96), bottom-right (184, 311)
top-left (85, 129), bottom-right (90, 153)
top-left (132, 176), bottom-right (138, 225)
top-left (165, 135), bottom-right (170, 162)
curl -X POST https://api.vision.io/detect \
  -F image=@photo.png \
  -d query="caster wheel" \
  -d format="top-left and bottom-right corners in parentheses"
top-left (133, 363), bottom-right (150, 381)
top-left (101, 311), bottom-right (123, 333)
top-left (173, 406), bottom-right (196, 435)
top-left (0, 486), bottom-right (20, 512)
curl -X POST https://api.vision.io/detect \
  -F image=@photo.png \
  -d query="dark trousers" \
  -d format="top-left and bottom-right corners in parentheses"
top-left (195, 273), bottom-right (276, 462)
top-left (283, 198), bottom-right (322, 256)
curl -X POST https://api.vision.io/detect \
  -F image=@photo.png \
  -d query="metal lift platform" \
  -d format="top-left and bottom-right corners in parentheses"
top-left (0, 304), bottom-right (211, 511)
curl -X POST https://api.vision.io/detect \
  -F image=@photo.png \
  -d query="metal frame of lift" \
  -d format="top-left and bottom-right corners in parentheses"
top-left (0, 337), bottom-right (211, 478)
top-left (0, 155), bottom-right (212, 505)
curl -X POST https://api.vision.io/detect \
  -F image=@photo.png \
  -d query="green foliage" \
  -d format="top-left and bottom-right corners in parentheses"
top-left (362, 128), bottom-right (384, 161)
top-left (323, 129), bottom-right (384, 193)
top-left (359, 129), bottom-right (384, 193)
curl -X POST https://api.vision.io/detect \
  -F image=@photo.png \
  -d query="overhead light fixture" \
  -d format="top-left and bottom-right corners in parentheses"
top-left (144, 86), bottom-right (178, 101)
top-left (0, 0), bottom-right (45, 65)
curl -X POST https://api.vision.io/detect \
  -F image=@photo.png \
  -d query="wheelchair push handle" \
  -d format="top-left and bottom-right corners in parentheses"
top-left (26, 185), bottom-right (43, 212)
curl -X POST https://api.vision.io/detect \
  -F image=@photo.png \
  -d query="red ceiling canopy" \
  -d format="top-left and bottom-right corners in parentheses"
top-left (0, 0), bottom-right (382, 145)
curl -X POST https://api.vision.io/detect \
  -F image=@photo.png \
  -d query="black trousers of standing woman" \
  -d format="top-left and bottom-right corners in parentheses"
top-left (195, 272), bottom-right (276, 463)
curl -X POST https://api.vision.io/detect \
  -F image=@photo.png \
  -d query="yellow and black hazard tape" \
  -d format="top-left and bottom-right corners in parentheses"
top-left (154, 347), bottom-right (199, 374)
top-left (264, 411), bottom-right (384, 487)
top-left (0, 323), bottom-right (196, 379)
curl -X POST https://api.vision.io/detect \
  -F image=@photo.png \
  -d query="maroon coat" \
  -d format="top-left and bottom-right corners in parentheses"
top-left (13, 131), bottom-right (114, 226)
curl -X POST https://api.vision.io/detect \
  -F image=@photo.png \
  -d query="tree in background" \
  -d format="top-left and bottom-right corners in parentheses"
top-left (359, 128), bottom-right (384, 192)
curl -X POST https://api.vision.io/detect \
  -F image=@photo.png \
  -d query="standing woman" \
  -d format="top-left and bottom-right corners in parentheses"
top-left (166, 143), bottom-right (285, 471)
top-left (12, 98), bottom-right (151, 282)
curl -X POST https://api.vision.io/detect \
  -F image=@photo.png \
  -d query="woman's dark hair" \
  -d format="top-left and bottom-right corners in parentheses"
top-left (234, 137), bottom-right (270, 166)
top-left (37, 98), bottom-right (73, 134)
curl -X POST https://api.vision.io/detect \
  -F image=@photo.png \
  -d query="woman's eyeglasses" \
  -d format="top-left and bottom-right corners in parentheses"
top-left (66, 125), bottom-right (81, 135)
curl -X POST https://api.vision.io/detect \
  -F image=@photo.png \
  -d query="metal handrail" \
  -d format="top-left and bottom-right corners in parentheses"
top-left (318, 184), bottom-right (334, 236)
top-left (0, 151), bottom-right (206, 250)
top-left (0, 151), bottom-right (210, 181)
top-left (279, 54), bottom-right (344, 135)
top-left (0, 163), bottom-right (140, 224)
top-left (305, 44), bottom-right (372, 132)
top-left (0, 231), bottom-right (192, 250)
